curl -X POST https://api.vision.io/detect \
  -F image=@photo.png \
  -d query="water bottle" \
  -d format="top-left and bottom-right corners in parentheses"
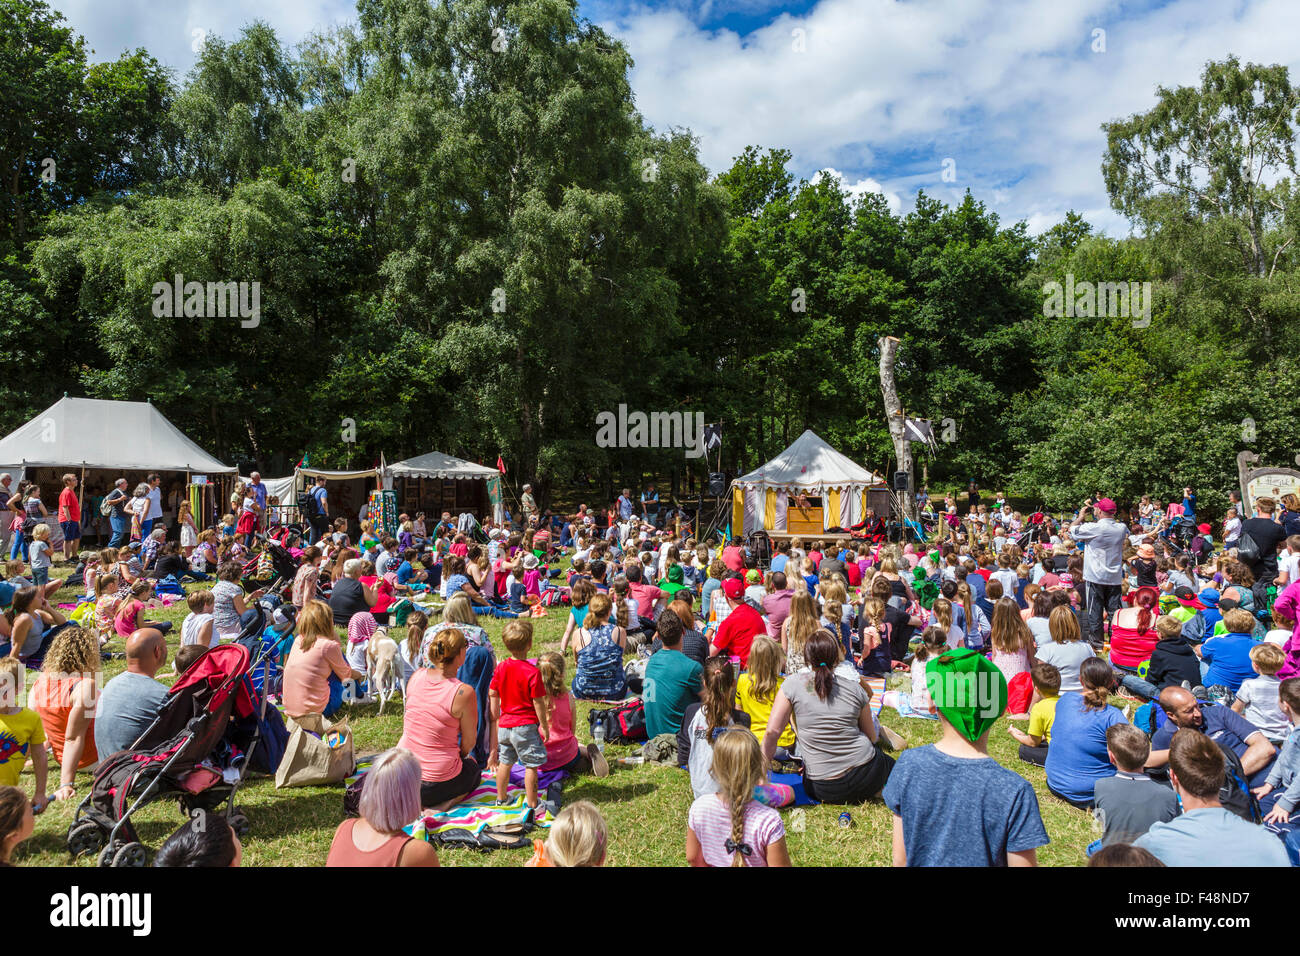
top-left (593, 723), bottom-right (606, 753)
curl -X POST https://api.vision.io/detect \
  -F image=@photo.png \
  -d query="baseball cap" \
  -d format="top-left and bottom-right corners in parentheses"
top-left (745, 569), bottom-right (761, 584)
top-left (270, 605), bottom-right (296, 632)
top-left (0, 580), bottom-right (15, 608)
top-left (722, 577), bottom-right (744, 600)
top-left (1095, 498), bottom-right (1117, 514)
top-left (1174, 586), bottom-right (1204, 609)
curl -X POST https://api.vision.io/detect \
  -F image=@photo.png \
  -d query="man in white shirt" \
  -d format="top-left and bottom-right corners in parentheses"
top-left (143, 473), bottom-right (163, 539)
top-left (1069, 496), bottom-right (1127, 647)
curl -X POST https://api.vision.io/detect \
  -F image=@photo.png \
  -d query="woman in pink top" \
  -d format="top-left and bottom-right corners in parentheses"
top-left (282, 601), bottom-right (360, 719)
top-left (396, 626), bottom-right (483, 810)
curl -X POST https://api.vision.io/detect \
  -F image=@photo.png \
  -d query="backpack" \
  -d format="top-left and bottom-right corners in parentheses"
top-left (587, 698), bottom-right (647, 744)
top-left (1216, 740), bottom-right (1262, 823)
top-left (1236, 530), bottom-right (1261, 563)
top-left (100, 496), bottom-right (114, 517)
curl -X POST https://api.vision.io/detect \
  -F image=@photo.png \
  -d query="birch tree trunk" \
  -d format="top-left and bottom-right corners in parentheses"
top-left (878, 335), bottom-right (916, 523)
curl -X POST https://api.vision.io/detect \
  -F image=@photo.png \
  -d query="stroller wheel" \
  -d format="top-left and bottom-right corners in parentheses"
top-left (111, 842), bottom-right (148, 868)
top-left (97, 845), bottom-right (116, 868)
top-left (66, 820), bottom-right (106, 859)
top-left (228, 808), bottom-right (251, 838)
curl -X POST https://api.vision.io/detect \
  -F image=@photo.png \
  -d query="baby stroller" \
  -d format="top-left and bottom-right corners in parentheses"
top-left (240, 538), bottom-right (299, 594)
top-left (64, 643), bottom-right (266, 867)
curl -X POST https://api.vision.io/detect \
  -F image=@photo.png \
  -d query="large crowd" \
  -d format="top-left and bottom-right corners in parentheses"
top-left (2, 476), bottom-right (1299, 868)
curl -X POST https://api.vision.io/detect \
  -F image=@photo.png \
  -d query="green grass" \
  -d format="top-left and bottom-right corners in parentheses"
top-left (14, 562), bottom-right (1106, 867)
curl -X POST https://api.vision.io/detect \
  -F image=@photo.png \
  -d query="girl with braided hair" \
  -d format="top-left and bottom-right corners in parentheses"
top-left (687, 729), bottom-right (790, 867)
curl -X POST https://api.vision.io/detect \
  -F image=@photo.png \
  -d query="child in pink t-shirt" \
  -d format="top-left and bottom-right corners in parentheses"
top-left (114, 580), bottom-right (167, 638)
top-left (537, 652), bottom-right (607, 776)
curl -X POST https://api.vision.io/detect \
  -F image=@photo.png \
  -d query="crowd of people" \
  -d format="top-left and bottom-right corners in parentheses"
top-left (3, 476), bottom-right (1300, 869)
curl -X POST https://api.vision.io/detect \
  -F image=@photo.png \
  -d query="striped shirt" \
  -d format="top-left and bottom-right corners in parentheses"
top-left (688, 794), bottom-right (784, 867)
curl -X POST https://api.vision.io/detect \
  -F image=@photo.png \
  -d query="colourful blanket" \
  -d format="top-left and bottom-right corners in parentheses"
top-left (407, 771), bottom-right (554, 839)
top-left (344, 761), bottom-right (557, 839)
top-left (865, 676), bottom-right (886, 716)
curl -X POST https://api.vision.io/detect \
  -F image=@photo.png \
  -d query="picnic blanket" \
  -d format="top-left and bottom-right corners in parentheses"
top-left (408, 771), bottom-right (555, 839)
top-left (344, 761), bottom-right (558, 839)
top-left (865, 676), bottom-right (885, 716)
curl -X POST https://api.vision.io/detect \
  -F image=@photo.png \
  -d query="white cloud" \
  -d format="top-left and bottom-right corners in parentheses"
top-left (600, 0), bottom-right (1300, 236)
top-left (810, 168), bottom-right (902, 214)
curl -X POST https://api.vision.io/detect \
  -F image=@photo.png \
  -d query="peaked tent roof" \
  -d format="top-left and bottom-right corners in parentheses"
top-left (734, 429), bottom-right (883, 491)
top-left (0, 397), bottom-right (235, 474)
top-left (387, 451), bottom-right (500, 480)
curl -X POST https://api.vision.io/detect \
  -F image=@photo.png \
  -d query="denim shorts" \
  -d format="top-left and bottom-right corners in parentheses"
top-left (497, 723), bottom-right (547, 769)
top-left (61, 520), bottom-right (81, 541)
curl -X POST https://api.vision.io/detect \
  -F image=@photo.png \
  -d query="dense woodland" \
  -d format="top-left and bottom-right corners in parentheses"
top-left (3, 0), bottom-right (1299, 515)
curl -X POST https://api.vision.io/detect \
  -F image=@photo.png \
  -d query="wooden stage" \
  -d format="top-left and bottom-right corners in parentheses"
top-left (762, 530), bottom-right (858, 545)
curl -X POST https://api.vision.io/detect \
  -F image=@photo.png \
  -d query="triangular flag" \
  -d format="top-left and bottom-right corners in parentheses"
top-left (497, 455), bottom-right (507, 475)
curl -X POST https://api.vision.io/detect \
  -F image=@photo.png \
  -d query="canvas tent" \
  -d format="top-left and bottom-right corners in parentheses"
top-left (239, 467), bottom-right (384, 534)
top-left (731, 429), bottom-right (886, 535)
top-left (387, 451), bottom-right (505, 524)
top-left (0, 397), bottom-right (235, 477)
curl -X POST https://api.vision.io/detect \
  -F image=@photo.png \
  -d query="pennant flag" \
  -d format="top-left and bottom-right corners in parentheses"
top-left (497, 455), bottom-right (507, 475)
top-left (703, 423), bottom-right (722, 452)
top-left (904, 417), bottom-right (938, 454)
top-left (297, 454), bottom-right (310, 469)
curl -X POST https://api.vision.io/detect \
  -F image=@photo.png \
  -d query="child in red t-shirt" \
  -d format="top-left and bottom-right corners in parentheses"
top-left (489, 620), bottom-right (550, 820)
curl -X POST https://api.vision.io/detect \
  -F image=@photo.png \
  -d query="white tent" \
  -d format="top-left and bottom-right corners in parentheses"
top-left (732, 429), bottom-right (885, 534)
top-left (387, 451), bottom-right (505, 524)
top-left (0, 397), bottom-right (235, 476)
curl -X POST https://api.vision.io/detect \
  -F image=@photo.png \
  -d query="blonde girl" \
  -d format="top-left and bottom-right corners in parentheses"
top-left (559, 579), bottom-right (597, 657)
top-left (781, 589), bottom-right (819, 672)
top-left (686, 730), bottom-right (790, 868)
top-left (930, 597), bottom-right (963, 649)
top-left (179, 502), bottom-right (198, 557)
top-left (93, 573), bottom-right (122, 645)
top-left (537, 652), bottom-right (608, 777)
top-left (988, 597), bottom-right (1035, 685)
top-left (736, 636), bottom-right (796, 760)
top-left (398, 610), bottom-right (429, 686)
top-left (528, 800), bottom-right (608, 867)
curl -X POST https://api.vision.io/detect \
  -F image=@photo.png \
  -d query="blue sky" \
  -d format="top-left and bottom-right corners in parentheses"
top-left (52, 0), bottom-right (1300, 237)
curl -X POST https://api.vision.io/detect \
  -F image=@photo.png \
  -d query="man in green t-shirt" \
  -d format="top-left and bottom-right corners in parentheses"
top-left (644, 612), bottom-right (703, 739)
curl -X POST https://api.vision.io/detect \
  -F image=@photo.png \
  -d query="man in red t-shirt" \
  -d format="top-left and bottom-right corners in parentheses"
top-left (57, 473), bottom-right (82, 560)
top-left (710, 577), bottom-right (764, 667)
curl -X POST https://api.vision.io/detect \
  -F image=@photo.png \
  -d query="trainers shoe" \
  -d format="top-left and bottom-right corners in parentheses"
top-left (586, 742), bottom-right (610, 777)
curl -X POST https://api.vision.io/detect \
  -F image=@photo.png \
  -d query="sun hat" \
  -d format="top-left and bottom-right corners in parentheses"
top-left (722, 577), bottom-right (744, 600)
top-left (925, 647), bottom-right (1008, 743)
top-left (523, 553), bottom-right (539, 570)
top-left (1197, 523), bottom-right (1212, 534)
top-left (1197, 587), bottom-right (1220, 608)
top-left (1137, 543), bottom-right (1156, 559)
top-left (745, 569), bottom-right (761, 584)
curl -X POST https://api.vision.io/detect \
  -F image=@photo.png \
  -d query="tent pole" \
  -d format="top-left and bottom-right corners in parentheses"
top-left (78, 464), bottom-right (86, 551)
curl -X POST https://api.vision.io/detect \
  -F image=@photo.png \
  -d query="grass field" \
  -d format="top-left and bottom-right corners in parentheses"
top-left (13, 562), bottom-right (1106, 867)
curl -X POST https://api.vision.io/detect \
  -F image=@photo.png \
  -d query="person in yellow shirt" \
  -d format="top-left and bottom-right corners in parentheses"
top-left (0, 657), bottom-right (49, 810)
top-left (737, 637), bottom-right (797, 761)
top-left (1009, 659), bottom-right (1061, 767)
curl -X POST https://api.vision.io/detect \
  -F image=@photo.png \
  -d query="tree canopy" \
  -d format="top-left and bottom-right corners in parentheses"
top-left (2, 0), bottom-right (1295, 516)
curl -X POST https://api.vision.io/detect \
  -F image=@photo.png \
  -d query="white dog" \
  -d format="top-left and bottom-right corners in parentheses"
top-left (366, 629), bottom-right (403, 714)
